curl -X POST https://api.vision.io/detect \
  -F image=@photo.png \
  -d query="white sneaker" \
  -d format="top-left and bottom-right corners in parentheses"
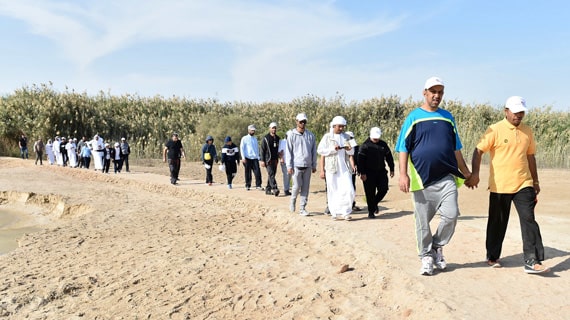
top-left (344, 215), bottom-right (352, 221)
top-left (420, 256), bottom-right (434, 276)
top-left (434, 247), bottom-right (447, 270)
top-left (299, 209), bottom-right (310, 216)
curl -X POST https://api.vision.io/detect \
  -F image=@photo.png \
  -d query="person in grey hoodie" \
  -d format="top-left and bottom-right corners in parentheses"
top-left (286, 113), bottom-right (317, 216)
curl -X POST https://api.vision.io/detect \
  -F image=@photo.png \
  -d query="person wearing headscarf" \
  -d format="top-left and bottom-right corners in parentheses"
top-left (53, 136), bottom-right (62, 166)
top-left (90, 134), bottom-right (105, 171)
top-left (66, 138), bottom-right (78, 168)
top-left (317, 116), bottom-right (355, 221)
top-left (45, 139), bottom-right (55, 165)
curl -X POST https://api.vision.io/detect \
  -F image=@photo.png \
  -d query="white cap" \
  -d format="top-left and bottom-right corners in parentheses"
top-left (424, 76), bottom-right (445, 90)
top-left (121, 137), bottom-right (126, 140)
top-left (505, 96), bottom-right (528, 113)
top-left (248, 124), bottom-right (256, 131)
top-left (345, 131), bottom-right (354, 138)
top-left (114, 142), bottom-right (119, 147)
top-left (269, 122), bottom-right (277, 128)
top-left (370, 127), bottom-right (382, 139)
top-left (331, 116), bottom-right (347, 126)
top-left (296, 113), bottom-right (308, 121)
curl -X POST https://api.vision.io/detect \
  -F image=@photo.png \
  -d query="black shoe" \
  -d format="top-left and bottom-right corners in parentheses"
top-left (284, 191), bottom-right (291, 196)
top-left (324, 207), bottom-right (330, 215)
top-left (265, 189), bottom-right (272, 195)
top-left (274, 190), bottom-right (280, 197)
top-left (368, 214), bottom-right (376, 219)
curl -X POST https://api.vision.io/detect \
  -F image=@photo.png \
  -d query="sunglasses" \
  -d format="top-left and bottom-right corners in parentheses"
top-left (299, 120), bottom-right (307, 124)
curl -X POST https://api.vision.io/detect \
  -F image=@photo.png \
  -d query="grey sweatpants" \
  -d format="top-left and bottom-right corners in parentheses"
top-left (290, 167), bottom-right (312, 211)
top-left (412, 174), bottom-right (460, 258)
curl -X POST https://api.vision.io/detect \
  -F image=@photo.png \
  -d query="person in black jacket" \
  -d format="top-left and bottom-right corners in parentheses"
top-left (221, 136), bottom-right (240, 189)
top-left (261, 122), bottom-right (280, 196)
top-left (357, 127), bottom-right (395, 218)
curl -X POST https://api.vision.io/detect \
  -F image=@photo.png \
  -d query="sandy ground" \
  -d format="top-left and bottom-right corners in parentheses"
top-left (0, 156), bottom-right (569, 319)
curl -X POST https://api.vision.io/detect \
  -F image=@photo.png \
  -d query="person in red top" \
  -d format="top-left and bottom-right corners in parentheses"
top-left (469, 96), bottom-right (549, 274)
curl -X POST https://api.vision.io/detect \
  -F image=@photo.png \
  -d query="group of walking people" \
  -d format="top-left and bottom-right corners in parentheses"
top-left (25, 134), bottom-right (131, 174)
top-left (161, 76), bottom-right (549, 277)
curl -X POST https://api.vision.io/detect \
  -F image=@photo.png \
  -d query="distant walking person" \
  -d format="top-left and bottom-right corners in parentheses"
top-left (79, 143), bottom-right (92, 169)
top-left (261, 122), bottom-right (281, 196)
top-left (33, 138), bottom-right (45, 165)
top-left (19, 134), bottom-right (28, 159)
top-left (91, 135), bottom-right (105, 171)
top-left (469, 96), bottom-right (550, 274)
top-left (45, 139), bottom-right (55, 165)
top-left (240, 125), bottom-right (263, 191)
top-left (395, 76), bottom-right (471, 276)
top-left (120, 137), bottom-right (131, 172)
top-left (102, 143), bottom-right (111, 173)
top-left (201, 135), bottom-right (218, 185)
top-left (163, 133), bottom-right (185, 185)
top-left (53, 137), bottom-right (63, 166)
top-left (278, 131), bottom-right (292, 196)
top-left (221, 136), bottom-right (240, 189)
top-left (111, 142), bottom-right (123, 173)
top-left (358, 127), bottom-right (395, 218)
top-left (286, 113), bottom-right (317, 216)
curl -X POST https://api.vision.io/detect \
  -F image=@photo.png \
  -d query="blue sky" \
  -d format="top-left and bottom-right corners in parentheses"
top-left (1, 0), bottom-right (569, 111)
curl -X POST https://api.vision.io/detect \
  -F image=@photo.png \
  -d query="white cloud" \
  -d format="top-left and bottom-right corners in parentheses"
top-left (0, 0), bottom-right (404, 96)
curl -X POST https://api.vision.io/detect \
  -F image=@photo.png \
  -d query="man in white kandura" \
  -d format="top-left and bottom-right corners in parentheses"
top-left (317, 116), bottom-right (356, 221)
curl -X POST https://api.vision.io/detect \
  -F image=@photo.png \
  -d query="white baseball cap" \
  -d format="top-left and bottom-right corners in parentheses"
top-left (424, 76), bottom-right (445, 90)
top-left (269, 122), bottom-right (277, 128)
top-left (295, 113), bottom-right (308, 121)
top-left (505, 96), bottom-right (528, 113)
top-left (370, 127), bottom-right (382, 139)
top-left (248, 125), bottom-right (256, 131)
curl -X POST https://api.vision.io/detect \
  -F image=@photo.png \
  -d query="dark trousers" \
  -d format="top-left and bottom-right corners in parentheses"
top-left (83, 156), bottom-right (91, 169)
top-left (168, 158), bottom-right (181, 183)
top-left (225, 161), bottom-right (238, 185)
top-left (204, 160), bottom-right (213, 183)
top-left (20, 147), bottom-right (28, 159)
top-left (113, 159), bottom-right (123, 173)
top-left (362, 171), bottom-right (389, 215)
top-left (244, 158), bottom-right (262, 188)
top-left (123, 154), bottom-right (130, 172)
top-left (103, 158), bottom-right (111, 173)
top-left (35, 151), bottom-right (43, 165)
top-left (486, 187), bottom-right (545, 262)
top-left (265, 160), bottom-right (279, 191)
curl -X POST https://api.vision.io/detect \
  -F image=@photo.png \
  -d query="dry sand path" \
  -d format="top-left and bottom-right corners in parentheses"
top-left (1, 157), bottom-right (569, 319)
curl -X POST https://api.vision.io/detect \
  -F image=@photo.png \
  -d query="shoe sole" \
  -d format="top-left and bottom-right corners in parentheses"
top-left (524, 266), bottom-right (551, 274)
top-left (487, 261), bottom-right (502, 268)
